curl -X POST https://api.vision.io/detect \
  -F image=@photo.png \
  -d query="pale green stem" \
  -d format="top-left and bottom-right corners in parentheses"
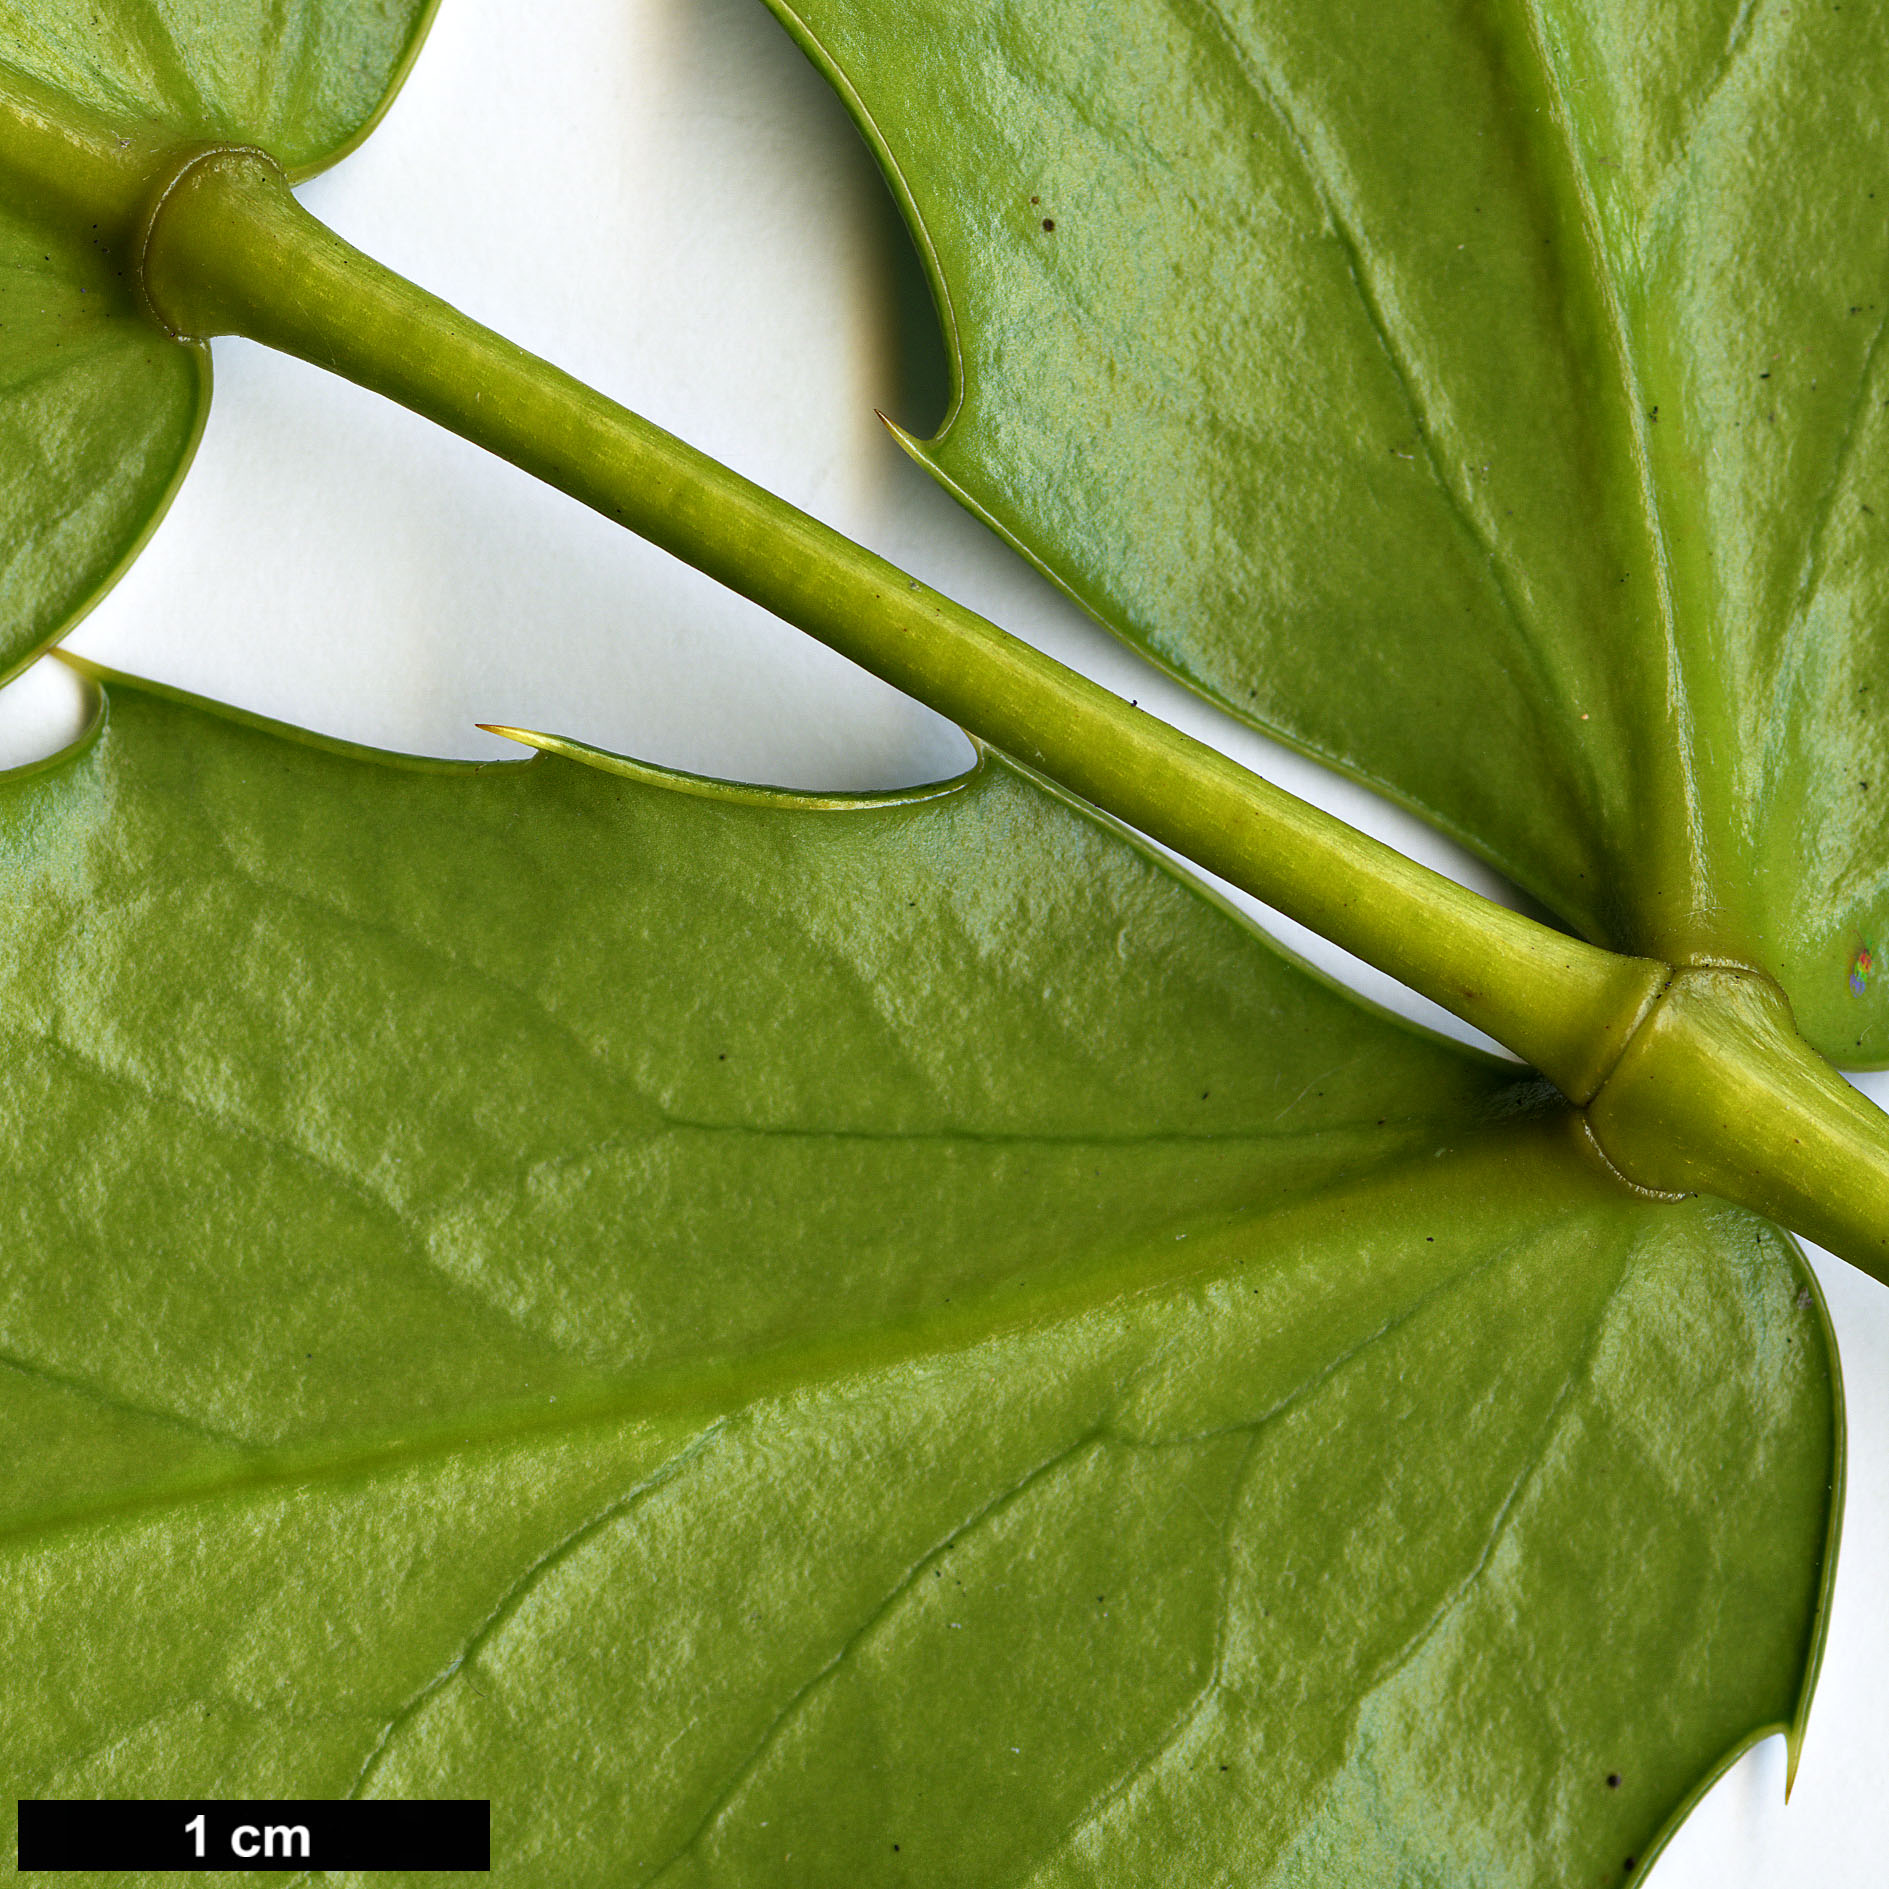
top-left (132, 145), bottom-right (1664, 1100)
top-left (4, 80), bottom-right (1889, 1279)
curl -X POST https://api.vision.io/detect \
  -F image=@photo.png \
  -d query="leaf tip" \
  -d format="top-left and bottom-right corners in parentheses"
top-left (476, 722), bottom-right (550, 752)
top-left (876, 409), bottom-right (933, 465)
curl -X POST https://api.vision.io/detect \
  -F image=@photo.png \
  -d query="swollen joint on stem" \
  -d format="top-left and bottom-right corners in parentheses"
top-left (135, 143), bottom-right (287, 342)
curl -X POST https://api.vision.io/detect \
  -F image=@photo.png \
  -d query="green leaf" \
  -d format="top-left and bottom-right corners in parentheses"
top-left (0, 0), bottom-right (437, 683)
top-left (765, 0), bottom-right (1889, 1065)
top-left (0, 672), bottom-right (1839, 1882)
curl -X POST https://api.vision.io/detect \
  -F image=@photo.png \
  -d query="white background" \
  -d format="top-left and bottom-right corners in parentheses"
top-left (3, 0), bottom-right (1884, 1876)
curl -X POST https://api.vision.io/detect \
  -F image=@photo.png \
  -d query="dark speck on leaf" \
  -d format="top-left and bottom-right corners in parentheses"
top-left (1606, 1773), bottom-right (1621, 1789)
top-left (1042, 217), bottom-right (1055, 231)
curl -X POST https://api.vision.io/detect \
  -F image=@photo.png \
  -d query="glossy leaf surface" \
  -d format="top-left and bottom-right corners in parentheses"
top-left (767, 0), bottom-right (1889, 1063)
top-left (0, 0), bottom-right (436, 682)
top-left (0, 674), bottom-right (1839, 1884)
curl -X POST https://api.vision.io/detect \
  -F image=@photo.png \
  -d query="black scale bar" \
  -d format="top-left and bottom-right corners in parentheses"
top-left (17, 1800), bottom-right (490, 1871)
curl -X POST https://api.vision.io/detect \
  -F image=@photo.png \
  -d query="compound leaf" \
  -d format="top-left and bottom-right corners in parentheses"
top-left (0, 3), bottom-right (1860, 1880)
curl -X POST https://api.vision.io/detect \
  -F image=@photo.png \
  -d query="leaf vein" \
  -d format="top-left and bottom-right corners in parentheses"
top-left (1757, 297), bottom-right (1889, 808)
top-left (1169, 0), bottom-right (1575, 730)
top-left (644, 1426), bottom-right (1110, 1881)
top-left (332, 1421), bottom-right (728, 1818)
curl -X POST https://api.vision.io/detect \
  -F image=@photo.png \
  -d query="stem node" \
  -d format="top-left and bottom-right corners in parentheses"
top-left (1586, 965), bottom-right (1889, 1278)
